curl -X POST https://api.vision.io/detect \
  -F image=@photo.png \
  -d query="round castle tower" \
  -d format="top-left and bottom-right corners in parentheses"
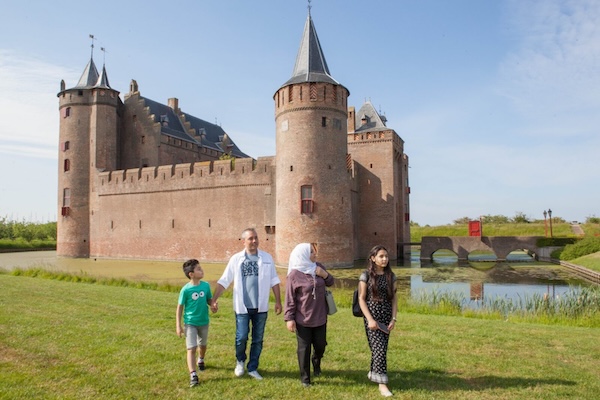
top-left (274, 12), bottom-right (354, 267)
top-left (57, 57), bottom-right (120, 257)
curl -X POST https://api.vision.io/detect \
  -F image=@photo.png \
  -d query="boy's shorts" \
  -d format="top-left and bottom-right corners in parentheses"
top-left (185, 324), bottom-right (209, 349)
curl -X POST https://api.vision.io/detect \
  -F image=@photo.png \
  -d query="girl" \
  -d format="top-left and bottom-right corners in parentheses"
top-left (358, 245), bottom-right (398, 397)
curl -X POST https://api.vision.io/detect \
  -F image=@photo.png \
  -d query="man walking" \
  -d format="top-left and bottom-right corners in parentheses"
top-left (212, 228), bottom-right (282, 380)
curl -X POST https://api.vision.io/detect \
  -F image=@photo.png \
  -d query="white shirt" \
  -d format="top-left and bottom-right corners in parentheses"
top-left (217, 249), bottom-right (280, 314)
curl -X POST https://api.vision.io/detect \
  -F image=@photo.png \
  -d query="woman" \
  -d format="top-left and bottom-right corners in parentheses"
top-left (358, 245), bottom-right (398, 397)
top-left (284, 243), bottom-right (334, 387)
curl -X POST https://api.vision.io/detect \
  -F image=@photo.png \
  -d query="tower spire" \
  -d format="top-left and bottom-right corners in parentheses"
top-left (282, 9), bottom-right (339, 87)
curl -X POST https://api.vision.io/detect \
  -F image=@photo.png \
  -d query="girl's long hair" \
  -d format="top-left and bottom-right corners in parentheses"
top-left (366, 245), bottom-right (393, 301)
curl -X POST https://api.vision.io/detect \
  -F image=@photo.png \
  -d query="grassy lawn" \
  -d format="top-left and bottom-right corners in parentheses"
top-left (572, 252), bottom-right (600, 272)
top-left (1, 274), bottom-right (599, 399)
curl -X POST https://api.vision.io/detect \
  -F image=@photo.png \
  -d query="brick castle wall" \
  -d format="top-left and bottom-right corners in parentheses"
top-left (89, 157), bottom-right (276, 262)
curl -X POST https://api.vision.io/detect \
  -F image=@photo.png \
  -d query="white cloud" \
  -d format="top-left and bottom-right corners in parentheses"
top-left (0, 49), bottom-right (78, 151)
top-left (498, 0), bottom-right (600, 131)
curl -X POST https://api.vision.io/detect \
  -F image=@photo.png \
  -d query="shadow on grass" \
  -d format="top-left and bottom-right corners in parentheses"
top-left (390, 368), bottom-right (575, 392)
top-left (267, 367), bottom-right (576, 392)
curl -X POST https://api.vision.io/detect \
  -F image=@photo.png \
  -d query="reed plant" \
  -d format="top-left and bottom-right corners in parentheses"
top-left (410, 286), bottom-right (600, 327)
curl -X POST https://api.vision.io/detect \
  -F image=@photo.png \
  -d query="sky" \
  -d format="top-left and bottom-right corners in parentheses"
top-left (0, 0), bottom-right (598, 226)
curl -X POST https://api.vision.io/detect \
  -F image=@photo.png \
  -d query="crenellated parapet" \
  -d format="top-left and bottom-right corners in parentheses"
top-left (96, 156), bottom-right (275, 196)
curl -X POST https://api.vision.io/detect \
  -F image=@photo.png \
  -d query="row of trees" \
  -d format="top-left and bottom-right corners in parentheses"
top-left (0, 217), bottom-right (57, 241)
top-left (451, 213), bottom-right (600, 225)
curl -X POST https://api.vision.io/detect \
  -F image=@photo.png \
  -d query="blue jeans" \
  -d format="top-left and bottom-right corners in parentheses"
top-left (235, 311), bottom-right (268, 372)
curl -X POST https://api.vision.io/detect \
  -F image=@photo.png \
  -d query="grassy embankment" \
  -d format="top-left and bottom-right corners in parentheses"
top-left (1, 273), bottom-right (599, 400)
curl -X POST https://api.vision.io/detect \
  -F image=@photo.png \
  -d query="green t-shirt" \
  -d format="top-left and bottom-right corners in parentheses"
top-left (178, 281), bottom-right (212, 326)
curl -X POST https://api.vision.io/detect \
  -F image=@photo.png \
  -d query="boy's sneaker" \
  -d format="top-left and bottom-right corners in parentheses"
top-left (189, 374), bottom-right (199, 387)
top-left (234, 361), bottom-right (245, 377)
top-left (198, 360), bottom-right (205, 371)
top-left (248, 370), bottom-right (263, 380)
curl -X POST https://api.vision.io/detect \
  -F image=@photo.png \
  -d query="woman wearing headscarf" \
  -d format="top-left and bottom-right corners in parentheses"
top-left (284, 243), bottom-right (334, 387)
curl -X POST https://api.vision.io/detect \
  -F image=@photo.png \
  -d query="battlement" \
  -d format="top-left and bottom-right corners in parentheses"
top-left (348, 129), bottom-right (404, 149)
top-left (96, 156), bottom-right (274, 196)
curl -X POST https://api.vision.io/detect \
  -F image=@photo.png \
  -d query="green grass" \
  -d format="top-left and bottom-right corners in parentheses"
top-left (571, 252), bottom-right (600, 272)
top-left (1, 274), bottom-right (599, 399)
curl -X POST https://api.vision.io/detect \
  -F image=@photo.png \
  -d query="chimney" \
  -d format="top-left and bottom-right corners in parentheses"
top-left (168, 98), bottom-right (179, 113)
top-left (347, 106), bottom-right (356, 133)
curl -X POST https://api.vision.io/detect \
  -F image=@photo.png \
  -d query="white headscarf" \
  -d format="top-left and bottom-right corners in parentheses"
top-left (287, 243), bottom-right (316, 276)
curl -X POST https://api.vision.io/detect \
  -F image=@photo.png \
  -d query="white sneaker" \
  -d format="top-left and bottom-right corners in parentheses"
top-left (234, 361), bottom-right (245, 377)
top-left (248, 370), bottom-right (263, 380)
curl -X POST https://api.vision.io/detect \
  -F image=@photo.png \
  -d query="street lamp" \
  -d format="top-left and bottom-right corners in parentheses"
top-left (548, 208), bottom-right (553, 237)
top-left (543, 210), bottom-right (548, 237)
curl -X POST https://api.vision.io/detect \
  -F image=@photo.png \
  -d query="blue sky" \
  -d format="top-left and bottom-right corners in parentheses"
top-left (0, 0), bottom-right (598, 226)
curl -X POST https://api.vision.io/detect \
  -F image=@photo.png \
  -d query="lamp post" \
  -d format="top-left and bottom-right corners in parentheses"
top-left (543, 210), bottom-right (548, 237)
top-left (548, 208), bottom-right (553, 238)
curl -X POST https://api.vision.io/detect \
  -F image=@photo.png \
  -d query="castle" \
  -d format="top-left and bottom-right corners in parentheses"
top-left (56, 11), bottom-right (410, 267)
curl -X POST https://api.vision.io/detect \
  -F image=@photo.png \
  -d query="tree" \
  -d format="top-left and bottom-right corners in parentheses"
top-left (512, 211), bottom-right (530, 223)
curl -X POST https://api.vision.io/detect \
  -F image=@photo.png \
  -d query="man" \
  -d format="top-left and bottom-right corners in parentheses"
top-left (212, 228), bottom-right (282, 380)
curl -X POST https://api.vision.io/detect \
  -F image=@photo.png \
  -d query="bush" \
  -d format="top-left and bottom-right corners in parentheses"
top-left (559, 237), bottom-right (600, 260)
top-left (536, 237), bottom-right (577, 247)
top-left (586, 215), bottom-right (600, 224)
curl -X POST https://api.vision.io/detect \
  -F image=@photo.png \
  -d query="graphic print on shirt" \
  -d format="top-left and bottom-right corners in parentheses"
top-left (241, 259), bottom-right (259, 277)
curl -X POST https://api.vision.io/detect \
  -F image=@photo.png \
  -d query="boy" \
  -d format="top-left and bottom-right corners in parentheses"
top-left (176, 259), bottom-right (216, 387)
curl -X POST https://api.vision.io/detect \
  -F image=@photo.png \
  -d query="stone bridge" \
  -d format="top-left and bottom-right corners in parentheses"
top-left (420, 236), bottom-right (543, 262)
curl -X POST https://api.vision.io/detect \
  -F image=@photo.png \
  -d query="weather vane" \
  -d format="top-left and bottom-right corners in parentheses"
top-left (89, 34), bottom-right (96, 58)
top-left (308, 0), bottom-right (312, 14)
top-left (100, 46), bottom-right (107, 65)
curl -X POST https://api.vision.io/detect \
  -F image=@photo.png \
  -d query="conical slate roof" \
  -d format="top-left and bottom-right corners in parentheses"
top-left (74, 57), bottom-right (99, 88)
top-left (282, 12), bottom-right (339, 87)
top-left (94, 64), bottom-right (111, 89)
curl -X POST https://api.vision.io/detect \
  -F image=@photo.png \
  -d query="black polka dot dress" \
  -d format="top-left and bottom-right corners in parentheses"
top-left (362, 273), bottom-right (394, 384)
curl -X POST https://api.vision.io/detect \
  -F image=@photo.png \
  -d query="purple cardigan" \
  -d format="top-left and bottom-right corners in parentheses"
top-left (284, 264), bottom-right (334, 328)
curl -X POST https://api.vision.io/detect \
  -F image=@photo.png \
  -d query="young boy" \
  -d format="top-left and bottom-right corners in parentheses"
top-left (176, 259), bottom-right (216, 387)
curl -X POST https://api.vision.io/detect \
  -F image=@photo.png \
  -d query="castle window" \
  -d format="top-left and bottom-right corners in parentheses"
top-left (63, 188), bottom-right (71, 207)
top-left (333, 118), bottom-right (341, 130)
top-left (62, 107), bottom-right (71, 118)
top-left (299, 86), bottom-right (303, 101)
top-left (63, 159), bottom-right (70, 172)
top-left (321, 117), bottom-right (327, 127)
top-left (310, 83), bottom-right (317, 100)
top-left (301, 185), bottom-right (314, 214)
top-left (288, 86), bottom-right (293, 102)
top-left (323, 86), bottom-right (326, 100)
top-left (61, 141), bottom-right (70, 151)
top-left (141, 136), bottom-right (145, 144)
top-left (78, 90), bottom-right (83, 96)
top-left (332, 86), bottom-right (337, 103)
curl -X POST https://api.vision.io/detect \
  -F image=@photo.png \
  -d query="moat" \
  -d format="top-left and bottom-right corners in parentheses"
top-left (1, 250), bottom-right (592, 308)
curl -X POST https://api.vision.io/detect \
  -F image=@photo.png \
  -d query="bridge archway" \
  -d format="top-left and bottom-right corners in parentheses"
top-left (467, 250), bottom-right (496, 262)
top-left (431, 248), bottom-right (458, 263)
top-left (420, 236), bottom-right (542, 263)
